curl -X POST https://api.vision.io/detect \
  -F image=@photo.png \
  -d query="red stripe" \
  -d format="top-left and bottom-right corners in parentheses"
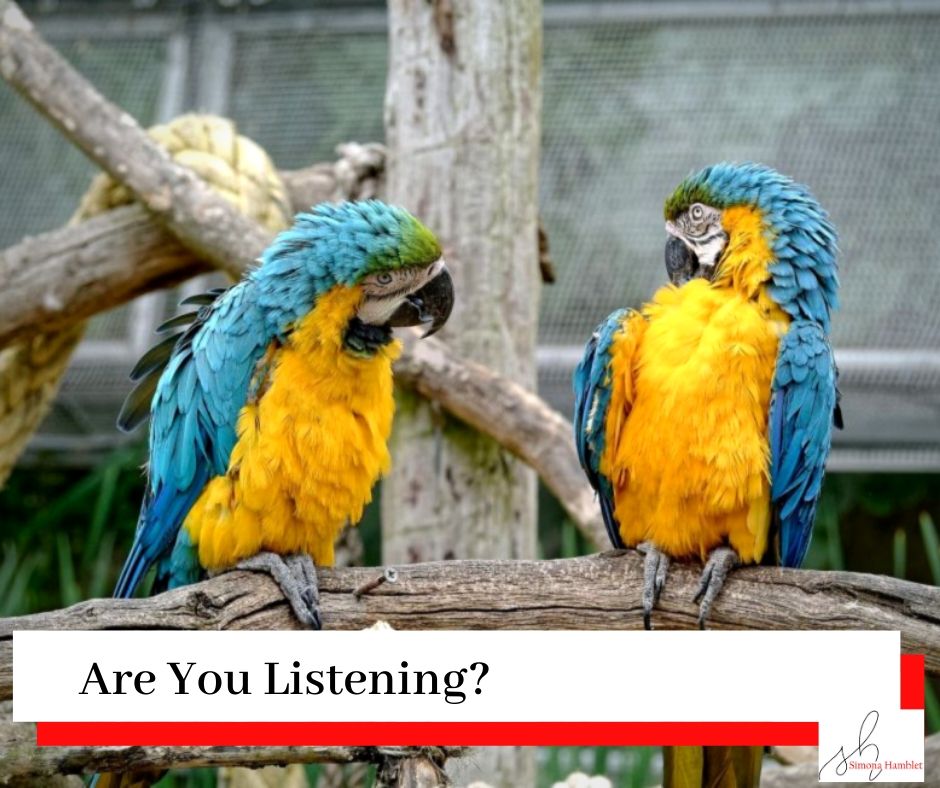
top-left (900, 653), bottom-right (925, 710)
top-left (36, 721), bottom-right (818, 747)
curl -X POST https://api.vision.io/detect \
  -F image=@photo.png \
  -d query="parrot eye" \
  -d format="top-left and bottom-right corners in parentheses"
top-left (375, 272), bottom-right (394, 285)
top-left (690, 204), bottom-right (705, 222)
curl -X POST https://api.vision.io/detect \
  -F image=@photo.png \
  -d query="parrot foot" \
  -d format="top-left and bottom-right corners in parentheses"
top-left (234, 552), bottom-right (321, 630)
top-left (637, 541), bottom-right (670, 630)
top-left (693, 546), bottom-right (740, 629)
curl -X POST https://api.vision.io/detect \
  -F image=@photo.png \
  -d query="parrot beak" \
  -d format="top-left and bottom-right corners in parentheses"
top-left (664, 235), bottom-right (698, 286)
top-left (388, 263), bottom-right (454, 337)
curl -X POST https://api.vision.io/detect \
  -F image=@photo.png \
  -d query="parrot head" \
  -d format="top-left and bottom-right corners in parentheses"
top-left (662, 162), bottom-right (838, 329)
top-left (258, 200), bottom-right (453, 339)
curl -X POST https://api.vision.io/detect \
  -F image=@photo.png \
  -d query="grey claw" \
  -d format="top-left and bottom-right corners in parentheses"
top-left (234, 551), bottom-right (322, 630)
top-left (693, 565), bottom-right (711, 604)
top-left (694, 546), bottom-right (739, 629)
top-left (638, 541), bottom-right (670, 630)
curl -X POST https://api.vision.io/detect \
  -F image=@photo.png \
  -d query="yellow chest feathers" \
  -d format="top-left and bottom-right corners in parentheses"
top-left (606, 280), bottom-right (785, 562)
top-left (185, 286), bottom-right (400, 570)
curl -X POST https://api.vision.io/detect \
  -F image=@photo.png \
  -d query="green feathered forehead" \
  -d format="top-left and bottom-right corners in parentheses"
top-left (264, 201), bottom-right (442, 288)
top-left (664, 162), bottom-right (822, 221)
top-left (355, 202), bottom-right (442, 274)
top-left (664, 181), bottom-right (719, 221)
top-left (382, 213), bottom-right (442, 270)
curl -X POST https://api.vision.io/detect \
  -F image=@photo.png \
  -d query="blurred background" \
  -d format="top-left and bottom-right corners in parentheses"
top-left (1, 0), bottom-right (938, 785)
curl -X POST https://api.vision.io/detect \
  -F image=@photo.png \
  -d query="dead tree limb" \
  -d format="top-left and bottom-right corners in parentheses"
top-left (0, 155), bottom-right (382, 349)
top-left (2, 553), bottom-right (938, 705)
top-left (0, 0), bottom-right (269, 276)
top-left (0, 205), bottom-right (211, 346)
top-left (0, 702), bottom-right (464, 783)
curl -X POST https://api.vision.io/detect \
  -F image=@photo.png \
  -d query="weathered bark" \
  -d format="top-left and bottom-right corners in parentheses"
top-left (384, 4), bottom-right (543, 781)
top-left (2, 556), bottom-right (937, 783)
top-left (0, 704), bottom-right (463, 783)
top-left (3, 553), bottom-right (939, 706)
top-left (0, 152), bottom-right (387, 351)
top-left (383, 0), bottom-right (543, 564)
top-left (0, 204), bottom-right (208, 348)
top-left (375, 748), bottom-right (451, 788)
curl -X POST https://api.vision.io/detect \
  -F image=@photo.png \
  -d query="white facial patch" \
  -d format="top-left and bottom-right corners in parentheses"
top-left (357, 257), bottom-right (445, 326)
top-left (667, 205), bottom-right (728, 278)
top-left (694, 231), bottom-right (728, 270)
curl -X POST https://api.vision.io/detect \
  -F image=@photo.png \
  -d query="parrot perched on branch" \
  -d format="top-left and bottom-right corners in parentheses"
top-left (573, 163), bottom-right (841, 785)
top-left (112, 200), bottom-right (453, 627)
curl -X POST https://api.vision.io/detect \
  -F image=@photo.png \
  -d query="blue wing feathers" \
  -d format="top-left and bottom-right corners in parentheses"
top-left (573, 309), bottom-right (629, 550)
top-left (113, 283), bottom-right (272, 598)
top-left (769, 320), bottom-right (837, 568)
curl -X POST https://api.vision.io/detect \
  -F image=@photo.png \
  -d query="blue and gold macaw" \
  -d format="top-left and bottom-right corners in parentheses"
top-left (575, 162), bottom-right (840, 626)
top-left (114, 200), bottom-right (453, 626)
top-left (574, 162), bottom-right (841, 786)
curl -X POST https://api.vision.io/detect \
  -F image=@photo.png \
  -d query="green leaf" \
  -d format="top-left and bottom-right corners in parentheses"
top-left (919, 513), bottom-right (940, 586)
top-left (893, 528), bottom-right (907, 580)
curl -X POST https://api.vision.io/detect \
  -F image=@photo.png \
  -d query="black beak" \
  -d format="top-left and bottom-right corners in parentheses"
top-left (388, 265), bottom-right (454, 337)
top-left (664, 235), bottom-right (698, 286)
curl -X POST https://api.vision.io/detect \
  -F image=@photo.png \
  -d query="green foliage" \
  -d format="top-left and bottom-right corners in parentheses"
top-left (0, 444), bottom-right (146, 615)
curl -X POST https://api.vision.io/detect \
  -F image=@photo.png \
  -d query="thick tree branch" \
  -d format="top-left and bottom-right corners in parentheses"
top-left (0, 1), bottom-right (269, 276)
top-left (2, 553), bottom-right (938, 706)
top-left (0, 161), bottom-right (371, 348)
top-left (0, 703), bottom-right (463, 783)
top-left (0, 205), bottom-right (209, 345)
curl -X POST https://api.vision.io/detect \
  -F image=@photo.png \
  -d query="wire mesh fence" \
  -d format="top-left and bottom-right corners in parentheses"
top-left (1, 0), bottom-right (939, 467)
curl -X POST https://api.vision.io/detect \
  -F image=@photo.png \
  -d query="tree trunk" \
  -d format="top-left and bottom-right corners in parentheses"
top-left (383, 1), bottom-right (542, 784)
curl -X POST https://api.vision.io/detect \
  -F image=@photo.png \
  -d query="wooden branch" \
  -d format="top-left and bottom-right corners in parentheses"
top-left (0, 205), bottom-right (210, 346)
top-left (395, 331), bottom-right (607, 547)
top-left (0, 1), bottom-right (269, 277)
top-left (1, 556), bottom-right (936, 779)
top-left (0, 164), bottom-right (359, 349)
top-left (0, 702), bottom-right (463, 781)
top-left (2, 553), bottom-right (938, 706)
top-left (0, 148), bottom-right (386, 348)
